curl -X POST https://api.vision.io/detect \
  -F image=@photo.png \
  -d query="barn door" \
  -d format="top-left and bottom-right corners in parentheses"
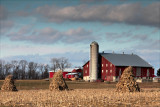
top-left (119, 69), bottom-right (121, 80)
top-left (136, 67), bottom-right (141, 77)
top-left (119, 69), bottom-right (121, 76)
top-left (147, 69), bottom-right (150, 77)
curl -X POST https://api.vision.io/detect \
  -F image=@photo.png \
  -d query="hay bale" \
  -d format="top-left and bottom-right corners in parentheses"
top-left (49, 70), bottom-right (68, 91)
top-left (116, 66), bottom-right (140, 92)
top-left (1, 75), bottom-right (18, 91)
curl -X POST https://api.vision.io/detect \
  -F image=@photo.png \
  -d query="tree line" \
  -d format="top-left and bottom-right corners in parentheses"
top-left (0, 57), bottom-right (71, 80)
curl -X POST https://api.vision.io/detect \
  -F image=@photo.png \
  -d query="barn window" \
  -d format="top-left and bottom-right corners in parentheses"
top-left (110, 70), bottom-right (112, 73)
top-left (110, 64), bottom-right (112, 67)
top-left (136, 67), bottom-right (141, 76)
top-left (85, 70), bottom-right (87, 73)
top-left (119, 69), bottom-right (121, 76)
top-left (87, 64), bottom-right (88, 67)
top-left (106, 70), bottom-right (108, 73)
top-left (102, 64), bottom-right (103, 67)
top-left (106, 64), bottom-right (108, 67)
top-left (102, 70), bottom-right (103, 73)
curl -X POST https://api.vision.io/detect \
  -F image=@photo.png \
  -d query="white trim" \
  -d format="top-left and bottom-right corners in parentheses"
top-left (66, 73), bottom-right (78, 75)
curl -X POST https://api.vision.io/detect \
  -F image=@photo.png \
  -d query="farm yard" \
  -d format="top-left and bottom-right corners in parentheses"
top-left (0, 80), bottom-right (160, 107)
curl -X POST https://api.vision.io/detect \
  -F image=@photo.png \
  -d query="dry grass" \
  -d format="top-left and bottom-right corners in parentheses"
top-left (0, 80), bottom-right (160, 90)
top-left (0, 88), bottom-right (160, 107)
top-left (0, 80), bottom-right (160, 107)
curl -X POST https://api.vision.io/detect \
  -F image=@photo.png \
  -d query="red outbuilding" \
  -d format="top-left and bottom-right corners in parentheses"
top-left (65, 73), bottom-right (79, 79)
top-left (49, 71), bottom-right (69, 78)
top-left (49, 68), bottom-right (82, 79)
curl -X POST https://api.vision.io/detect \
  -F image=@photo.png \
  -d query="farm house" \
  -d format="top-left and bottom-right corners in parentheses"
top-left (49, 68), bottom-right (82, 79)
top-left (83, 41), bottom-right (154, 82)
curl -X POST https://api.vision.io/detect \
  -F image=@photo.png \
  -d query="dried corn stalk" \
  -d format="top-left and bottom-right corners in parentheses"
top-left (116, 66), bottom-right (140, 92)
top-left (49, 70), bottom-right (68, 91)
top-left (1, 75), bottom-right (18, 91)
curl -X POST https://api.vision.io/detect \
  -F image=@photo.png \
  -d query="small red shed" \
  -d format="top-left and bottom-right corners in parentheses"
top-left (49, 71), bottom-right (69, 78)
top-left (65, 73), bottom-right (79, 79)
top-left (49, 68), bottom-right (82, 79)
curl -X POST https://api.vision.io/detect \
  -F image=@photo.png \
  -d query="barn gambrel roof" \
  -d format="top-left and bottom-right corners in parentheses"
top-left (100, 53), bottom-right (153, 67)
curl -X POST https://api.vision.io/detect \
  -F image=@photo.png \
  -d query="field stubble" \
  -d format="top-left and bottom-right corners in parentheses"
top-left (0, 80), bottom-right (160, 107)
top-left (0, 89), bottom-right (160, 107)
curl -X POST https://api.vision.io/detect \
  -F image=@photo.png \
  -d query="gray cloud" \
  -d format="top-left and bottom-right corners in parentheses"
top-left (105, 29), bottom-right (135, 43)
top-left (105, 29), bottom-right (160, 50)
top-left (7, 27), bottom-right (95, 44)
top-left (35, 3), bottom-right (160, 27)
top-left (0, 5), bottom-right (8, 20)
top-left (0, 6), bottom-right (15, 35)
top-left (106, 31), bottom-right (132, 40)
top-left (17, 11), bottom-right (30, 17)
top-left (0, 20), bottom-right (14, 35)
top-left (134, 39), bottom-right (160, 51)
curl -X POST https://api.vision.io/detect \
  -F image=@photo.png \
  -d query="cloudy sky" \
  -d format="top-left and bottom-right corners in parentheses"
top-left (0, 0), bottom-right (160, 73)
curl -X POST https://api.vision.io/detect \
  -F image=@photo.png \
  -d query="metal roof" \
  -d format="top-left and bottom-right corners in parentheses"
top-left (100, 53), bottom-right (153, 67)
top-left (49, 68), bottom-right (79, 72)
top-left (66, 73), bottom-right (78, 75)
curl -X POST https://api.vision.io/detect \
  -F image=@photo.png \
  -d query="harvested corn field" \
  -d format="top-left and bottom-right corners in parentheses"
top-left (0, 88), bottom-right (160, 107)
top-left (0, 80), bottom-right (160, 106)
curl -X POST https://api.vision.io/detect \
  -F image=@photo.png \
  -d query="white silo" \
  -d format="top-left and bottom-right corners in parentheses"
top-left (89, 41), bottom-right (99, 82)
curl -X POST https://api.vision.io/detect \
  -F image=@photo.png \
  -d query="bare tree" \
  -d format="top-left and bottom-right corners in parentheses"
top-left (51, 57), bottom-right (71, 72)
top-left (0, 60), bottom-right (5, 79)
top-left (44, 64), bottom-right (49, 78)
top-left (19, 60), bottom-right (28, 79)
top-left (12, 60), bottom-right (20, 79)
top-left (58, 57), bottom-right (71, 71)
top-left (28, 62), bottom-right (38, 79)
top-left (4, 63), bottom-right (12, 77)
top-left (38, 64), bottom-right (45, 79)
top-left (51, 58), bottom-right (60, 72)
top-left (0, 59), bottom-right (51, 80)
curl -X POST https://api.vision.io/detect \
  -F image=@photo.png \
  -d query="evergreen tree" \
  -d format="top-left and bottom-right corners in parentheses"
top-left (157, 68), bottom-right (160, 76)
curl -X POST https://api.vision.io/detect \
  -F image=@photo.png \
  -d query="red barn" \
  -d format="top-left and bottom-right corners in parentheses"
top-left (83, 53), bottom-right (154, 82)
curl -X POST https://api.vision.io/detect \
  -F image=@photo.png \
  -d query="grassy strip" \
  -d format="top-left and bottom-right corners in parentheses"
top-left (0, 80), bottom-right (160, 90)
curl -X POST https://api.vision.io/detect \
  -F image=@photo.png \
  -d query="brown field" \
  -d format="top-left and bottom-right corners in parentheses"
top-left (0, 80), bottom-right (160, 107)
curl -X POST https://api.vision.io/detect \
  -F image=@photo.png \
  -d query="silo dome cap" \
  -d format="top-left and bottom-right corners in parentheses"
top-left (90, 41), bottom-right (98, 45)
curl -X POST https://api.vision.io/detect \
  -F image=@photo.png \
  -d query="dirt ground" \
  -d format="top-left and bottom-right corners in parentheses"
top-left (0, 80), bottom-right (160, 107)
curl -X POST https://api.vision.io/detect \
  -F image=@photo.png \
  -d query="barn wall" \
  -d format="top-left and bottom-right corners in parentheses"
top-left (63, 72), bottom-right (69, 78)
top-left (101, 56), bottom-right (115, 81)
top-left (49, 72), bottom-right (69, 78)
top-left (83, 61), bottom-right (90, 76)
top-left (49, 72), bottom-right (55, 78)
top-left (75, 69), bottom-right (82, 73)
top-left (83, 61), bottom-right (90, 81)
top-left (115, 66), bottom-right (154, 80)
top-left (141, 67), bottom-right (154, 78)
